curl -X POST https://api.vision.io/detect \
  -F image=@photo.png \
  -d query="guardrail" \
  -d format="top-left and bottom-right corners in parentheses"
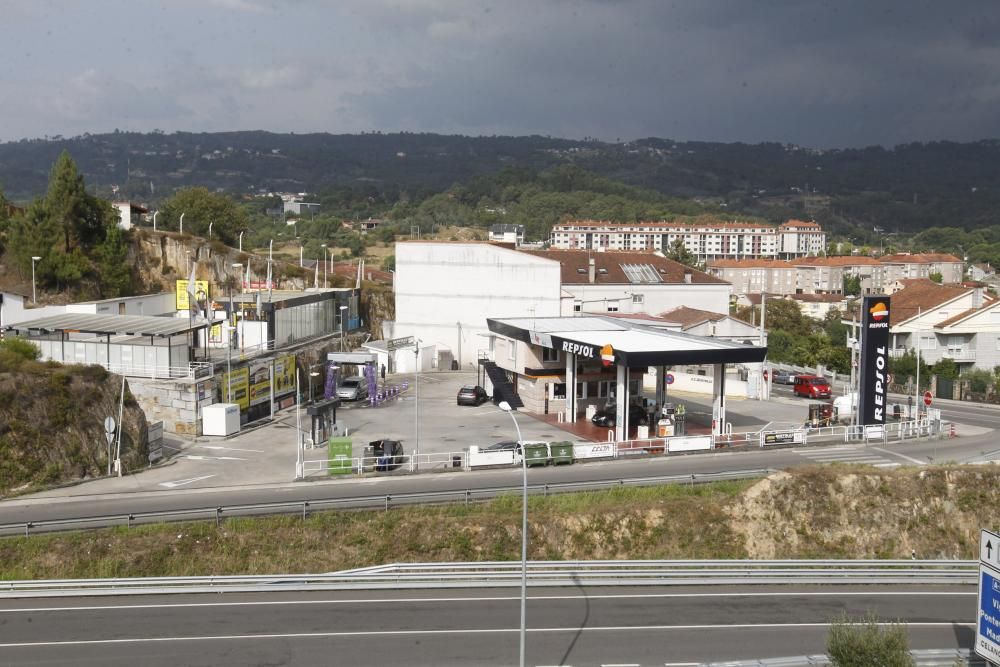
top-left (703, 648), bottom-right (985, 667)
top-left (104, 361), bottom-right (212, 380)
top-left (0, 469), bottom-right (772, 538)
top-left (0, 559), bottom-right (977, 598)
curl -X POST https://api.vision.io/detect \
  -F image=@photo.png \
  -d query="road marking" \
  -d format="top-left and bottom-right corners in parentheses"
top-left (0, 591), bottom-right (974, 614)
top-left (196, 446), bottom-right (264, 453)
top-left (602, 664), bottom-right (639, 666)
top-left (157, 475), bottom-right (216, 489)
top-left (0, 622), bottom-right (975, 648)
top-left (664, 663), bottom-right (700, 666)
top-left (181, 455), bottom-right (248, 461)
top-left (871, 447), bottom-right (926, 466)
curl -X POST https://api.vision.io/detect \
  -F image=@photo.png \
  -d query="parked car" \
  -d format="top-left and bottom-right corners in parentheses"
top-left (486, 440), bottom-right (521, 453)
top-left (457, 385), bottom-right (488, 406)
top-left (369, 439), bottom-right (404, 471)
top-left (337, 376), bottom-right (369, 401)
top-left (772, 369), bottom-right (797, 385)
top-left (793, 375), bottom-right (832, 399)
top-left (591, 402), bottom-right (649, 428)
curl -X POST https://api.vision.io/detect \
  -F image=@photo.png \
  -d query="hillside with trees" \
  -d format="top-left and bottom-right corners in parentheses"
top-left (2, 132), bottom-right (1000, 243)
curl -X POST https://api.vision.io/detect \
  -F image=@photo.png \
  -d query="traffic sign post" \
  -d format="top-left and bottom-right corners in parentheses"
top-left (924, 391), bottom-right (933, 407)
top-left (976, 529), bottom-right (1000, 663)
top-left (104, 417), bottom-right (117, 477)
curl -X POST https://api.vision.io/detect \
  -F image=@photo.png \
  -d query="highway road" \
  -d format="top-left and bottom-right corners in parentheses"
top-left (0, 584), bottom-right (976, 666)
top-left (1, 425), bottom-right (997, 532)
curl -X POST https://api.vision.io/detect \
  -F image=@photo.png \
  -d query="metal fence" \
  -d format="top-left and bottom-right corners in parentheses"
top-left (0, 469), bottom-right (773, 537)
top-left (104, 361), bottom-right (213, 380)
top-left (0, 559), bottom-right (977, 597)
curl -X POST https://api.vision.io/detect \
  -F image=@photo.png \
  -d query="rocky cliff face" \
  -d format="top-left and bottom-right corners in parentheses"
top-left (361, 283), bottom-right (394, 339)
top-left (132, 230), bottom-right (308, 296)
top-left (0, 364), bottom-right (148, 496)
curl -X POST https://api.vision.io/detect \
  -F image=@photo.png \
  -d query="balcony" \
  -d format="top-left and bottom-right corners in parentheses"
top-left (943, 348), bottom-right (976, 362)
top-left (888, 348), bottom-right (908, 358)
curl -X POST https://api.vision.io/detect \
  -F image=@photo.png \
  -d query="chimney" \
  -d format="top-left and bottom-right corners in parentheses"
top-left (973, 287), bottom-right (984, 308)
top-left (588, 258), bottom-right (596, 284)
top-left (683, 269), bottom-right (692, 284)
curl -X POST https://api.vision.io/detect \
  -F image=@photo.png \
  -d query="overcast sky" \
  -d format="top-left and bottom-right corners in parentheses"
top-left (3, 0), bottom-right (999, 147)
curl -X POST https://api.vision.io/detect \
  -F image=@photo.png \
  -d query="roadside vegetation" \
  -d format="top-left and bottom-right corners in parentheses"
top-left (1, 465), bottom-right (997, 580)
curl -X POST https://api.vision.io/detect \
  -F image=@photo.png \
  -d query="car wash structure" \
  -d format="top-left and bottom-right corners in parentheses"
top-left (485, 315), bottom-right (768, 442)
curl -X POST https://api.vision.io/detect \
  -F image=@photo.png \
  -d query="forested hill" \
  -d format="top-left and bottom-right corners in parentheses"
top-left (2, 131), bottom-right (1000, 233)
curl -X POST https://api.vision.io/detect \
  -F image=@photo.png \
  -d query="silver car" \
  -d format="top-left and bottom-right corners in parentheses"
top-left (337, 377), bottom-right (369, 401)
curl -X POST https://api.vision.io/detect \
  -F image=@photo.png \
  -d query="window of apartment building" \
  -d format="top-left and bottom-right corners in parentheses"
top-left (631, 293), bottom-right (644, 304)
top-left (542, 347), bottom-right (560, 363)
top-left (552, 383), bottom-right (566, 399)
top-left (507, 339), bottom-right (516, 361)
top-left (919, 335), bottom-right (937, 350)
top-left (607, 305), bottom-right (619, 312)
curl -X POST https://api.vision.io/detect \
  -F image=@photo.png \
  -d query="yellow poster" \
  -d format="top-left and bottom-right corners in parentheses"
top-left (248, 360), bottom-right (271, 407)
top-left (221, 366), bottom-right (250, 410)
top-left (175, 280), bottom-right (210, 310)
top-left (273, 354), bottom-right (297, 396)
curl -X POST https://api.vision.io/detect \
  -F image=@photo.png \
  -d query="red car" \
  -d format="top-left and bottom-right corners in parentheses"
top-left (793, 375), bottom-right (832, 399)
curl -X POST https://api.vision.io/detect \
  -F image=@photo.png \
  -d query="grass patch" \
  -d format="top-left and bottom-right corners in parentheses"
top-left (0, 481), bottom-right (751, 580)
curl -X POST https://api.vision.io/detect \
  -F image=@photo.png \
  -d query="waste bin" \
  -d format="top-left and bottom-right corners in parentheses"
top-left (451, 359), bottom-right (459, 370)
top-left (657, 418), bottom-right (674, 437)
top-left (523, 442), bottom-right (551, 467)
top-left (674, 414), bottom-right (686, 436)
top-left (549, 441), bottom-right (574, 465)
top-left (452, 454), bottom-right (463, 468)
top-left (636, 425), bottom-right (649, 439)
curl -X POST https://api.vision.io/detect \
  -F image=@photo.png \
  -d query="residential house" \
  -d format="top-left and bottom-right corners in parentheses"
top-left (969, 263), bottom-right (995, 282)
top-left (113, 201), bottom-right (149, 231)
top-left (488, 224), bottom-right (525, 246)
top-left (706, 259), bottom-right (798, 295)
top-left (879, 253), bottom-right (965, 285)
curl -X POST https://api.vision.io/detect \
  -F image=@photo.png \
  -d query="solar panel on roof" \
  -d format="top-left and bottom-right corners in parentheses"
top-left (620, 264), bottom-right (662, 284)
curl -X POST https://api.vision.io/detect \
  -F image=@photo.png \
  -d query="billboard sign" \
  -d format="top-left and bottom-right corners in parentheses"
top-left (175, 279), bottom-right (210, 311)
top-left (858, 295), bottom-right (890, 426)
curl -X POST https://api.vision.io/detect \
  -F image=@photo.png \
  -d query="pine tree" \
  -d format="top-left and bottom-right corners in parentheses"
top-left (96, 223), bottom-right (132, 297)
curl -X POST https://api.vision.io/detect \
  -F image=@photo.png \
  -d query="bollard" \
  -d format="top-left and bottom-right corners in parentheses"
top-left (215, 507), bottom-right (223, 528)
top-left (385, 495), bottom-right (391, 512)
top-left (950, 422), bottom-right (957, 438)
top-left (302, 501), bottom-right (309, 520)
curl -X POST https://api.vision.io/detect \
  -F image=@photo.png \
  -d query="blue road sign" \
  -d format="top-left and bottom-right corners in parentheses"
top-left (977, 565), bottom-right (1000, 662)
top-left (666, 373), bottom-right (675, 385)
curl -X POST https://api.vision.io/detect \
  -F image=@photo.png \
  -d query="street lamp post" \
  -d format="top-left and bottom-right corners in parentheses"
top-left (30, 256), bottom-right (41, 303)
top-left (239, 230), bottom-right (245, 253)
top-left (299, 244), bottom-right (303, 268)
top-left (179, 212), bottom-right (185, 234)
top-left (498, 400), bottom-right (527, 667)
top-left (153, 211), bottom-right (159, 231)
top-left (208, 221), bottom-right (213, 239)
top-left (339, 305), bottom-right (348, 352)
top-left (227, 262), bottom-right (243, 402)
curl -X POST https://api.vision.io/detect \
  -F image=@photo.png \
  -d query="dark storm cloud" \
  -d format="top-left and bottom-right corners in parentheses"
top-left (2, 0), bottom-right (999, 146)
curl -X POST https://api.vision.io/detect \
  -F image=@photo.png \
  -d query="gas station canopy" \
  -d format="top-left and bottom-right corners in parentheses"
top-left (487, 316), bottom-right (767, 367)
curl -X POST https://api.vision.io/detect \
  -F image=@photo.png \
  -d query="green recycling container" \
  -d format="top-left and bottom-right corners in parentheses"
top-left (523, 442), bottom-right (550, 467)
top-left (549, 441), bottom-right (574, 465)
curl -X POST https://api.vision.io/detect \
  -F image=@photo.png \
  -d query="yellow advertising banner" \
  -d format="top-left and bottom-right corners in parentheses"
top-left (175, 280), bottom-right (210, 310)
top-left (273, 354), bottom-right (297, 396)
top-left (248, 360), bottom-right (272, 407)
top-left (222, 366), bottom-right (250, 411)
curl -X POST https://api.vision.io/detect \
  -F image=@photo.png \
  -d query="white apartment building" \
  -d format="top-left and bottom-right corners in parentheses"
top-left (708, 253), bottom-right (965, 297)
top-left (549, 219), bottom-right (825, 262)
top-left (389, 242), bottom-right (731, 371)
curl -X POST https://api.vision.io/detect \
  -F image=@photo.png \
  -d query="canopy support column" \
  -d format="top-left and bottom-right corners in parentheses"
top-left (615, 363), bottom-right (626, 442)
top-left (712, 363), bottom-right (727, 436)
top-left (564, 352), bottom-right (576, 422)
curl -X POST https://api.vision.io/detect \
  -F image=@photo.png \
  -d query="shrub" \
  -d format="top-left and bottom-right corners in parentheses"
top-left (826, 613), bottom-right (913, 667)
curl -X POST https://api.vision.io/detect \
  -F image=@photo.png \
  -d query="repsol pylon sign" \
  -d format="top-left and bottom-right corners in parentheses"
top-left (858, 295), bottom-right (891, 425)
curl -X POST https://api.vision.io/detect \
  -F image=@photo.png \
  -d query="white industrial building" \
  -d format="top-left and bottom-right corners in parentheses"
top-left (387, 242), bottom-right (731, 372)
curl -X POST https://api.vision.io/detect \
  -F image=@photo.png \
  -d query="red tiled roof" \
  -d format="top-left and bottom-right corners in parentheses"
top-left (707, 259), bottom-right (795, 269)
top-left (555, 219), bottom-right (778, 232)
top-left (792, 256), bottom-right (882, 267)
top-left (516, 249), bottom-right (727, 285)
top-left (879, 253), bottom-right (963, 264)
top-left (778, 219), bottom-right (821, 229)
top-left (789, 293), bottom-right (848, 303)
top-left (657, 305), bottom-right (729, 328)
top-left (876, 279), bottom-right (971, 325)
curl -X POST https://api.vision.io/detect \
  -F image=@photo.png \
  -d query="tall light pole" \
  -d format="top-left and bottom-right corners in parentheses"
top-left (30, 256), bottom-right (41, 304)
top-left (179, 212), bottom-right (185, 234)
top-left (339, 305), bottom-right (348, 352)
top-left (208, 221), bottom-right (213, 239)
top-left (321, 244), bottom-right (328, 288)
top-left (227, 262), bottom-right (243, 402)
top-left (153, 211), bottom-right (159, 231)
top-left (299, 243), bottom-right (304, 268)
top-left (239, 230), bottom-right (245, 253)
top-left (498, 400), bottom-right (527, 667)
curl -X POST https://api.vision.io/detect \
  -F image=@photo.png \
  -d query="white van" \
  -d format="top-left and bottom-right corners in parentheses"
top-left (833, 393), bottom-right (857, 424)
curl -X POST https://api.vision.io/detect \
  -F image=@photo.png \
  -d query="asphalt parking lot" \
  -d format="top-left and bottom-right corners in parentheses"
top-left (22, 371), bottom-right (825, 497)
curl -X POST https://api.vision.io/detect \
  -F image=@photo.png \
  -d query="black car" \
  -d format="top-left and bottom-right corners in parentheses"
top-left (486, 440), bottom-right (521, 453)
top-left (591, 402), bottom-right (649, 428)
top-left (369, 439), bottom-right (405, 471)
top-left (457, 385), bottom-right (488, 406)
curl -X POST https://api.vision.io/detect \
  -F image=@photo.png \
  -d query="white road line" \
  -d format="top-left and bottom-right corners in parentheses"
top-left (0, 622), bottom-right (975, 649)
top-left (872, 447), bottom-right (926, 465)
top-left (664, 663), bottom-right (701, 666)
top-left (157, 475), bottom-right (216, 489)
top-left (0, 591), bottom-right (974, 614)
top-left (196, 446), bottom-right (264, 453)
top-left (181, 455), bottom-right (248, 461)
top-left (872, 462), bottom-right (901, 468)
top-left (602, 663), bottom-right (639, 666)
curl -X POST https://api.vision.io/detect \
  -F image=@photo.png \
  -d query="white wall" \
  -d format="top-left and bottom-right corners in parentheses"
top-left (562, 283), bottom-right (729, 317)
top-left (0, 292), bottom-right (66, 328)
top-left (67, 293), bottom-right (176, 317)
top-left (394, 243), bottom-right (562, 370)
